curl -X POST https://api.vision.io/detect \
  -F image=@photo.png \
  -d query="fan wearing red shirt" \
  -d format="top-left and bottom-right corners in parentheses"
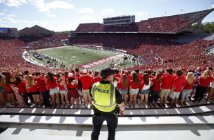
top-left (46, 72), bottom-right (59, 107)
top-left (26, 75), bottom-right (40, 106)
top-left (170, 70), bottom-right (186, 107)
top-left (180, 72), bottom-right (195, 105)
top-left (150, 71), bottom-right (162, 107)
top-left (3, 73), bottom-right (16, 106)
top-left (129, 72), bottom-right (141, 108)
top-left (57, 74), bottom-right (68, 106)
top-left (79, 69), bottom-right (92, 108)
top-left (195, 70), bottom-right (213, 102)
top-left (35, 72), bottom-right (51, 107)
top-left (67, 77), bottom-right (79, 107)
top-left (15, 76), bottom-right (29, 106)
top-left (113, 69), bottom-right (120, 86)
top-left (0, 75), bottom-right (5, 106)
top-left (160, 68), bottom-right (175, 106)
top-left (74, 68), bottom-right (83, 103)
top-left (117, 74), bottom-right (129, 105)
top-left (92, 71), bottom-right (102, 84)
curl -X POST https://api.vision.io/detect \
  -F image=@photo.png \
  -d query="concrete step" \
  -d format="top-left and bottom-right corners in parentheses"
top-left (0, 104), bottom-right (214, 117)
top-left (0, 115), bottom-right (214, 125)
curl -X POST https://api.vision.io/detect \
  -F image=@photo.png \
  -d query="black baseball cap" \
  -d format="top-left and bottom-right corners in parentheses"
top-left (100, 67), bottom-right (114, 78)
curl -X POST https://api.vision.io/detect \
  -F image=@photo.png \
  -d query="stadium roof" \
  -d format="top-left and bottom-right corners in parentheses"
top-left (74, 8), bottom-right (214, 34)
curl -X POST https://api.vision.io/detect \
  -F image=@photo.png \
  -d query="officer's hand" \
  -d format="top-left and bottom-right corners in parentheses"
top-left (119, 110), bottom-right (124, 115)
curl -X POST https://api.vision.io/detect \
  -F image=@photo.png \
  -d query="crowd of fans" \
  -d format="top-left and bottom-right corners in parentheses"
top-left (27, 33), bottom-right (68, 50)
top-left (126, 39), bottom-right (214, 71)
top-left (75, 9), bottom-right (213, 33)
top-left (0, 39), bottom-right (59, 73)
top-left (0, 67), bottom-right (213, 108)
top-left (0, 36), bottom-right (214, 109)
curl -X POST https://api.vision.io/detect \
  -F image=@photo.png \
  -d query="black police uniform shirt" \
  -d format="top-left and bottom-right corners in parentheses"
top-left (89, 80), bottom-right (123, 114)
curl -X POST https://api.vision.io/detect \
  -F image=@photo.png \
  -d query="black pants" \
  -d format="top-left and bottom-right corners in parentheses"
top-left (91, 112), bottom-right (118, 140)
top-left (150, 90), bottom-right (160, 103)
top-left (194, 86), bottom-right (208, 102)
top-left (41, 91), bottom-right (51, 107)
top-left (21, 93), bottom-right (33, 106)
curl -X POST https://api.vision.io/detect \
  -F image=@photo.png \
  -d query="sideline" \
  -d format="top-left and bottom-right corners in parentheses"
top-left (81, 54), bottom-right (125, 69)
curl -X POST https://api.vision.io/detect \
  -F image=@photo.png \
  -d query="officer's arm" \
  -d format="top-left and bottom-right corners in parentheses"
top-left (118, 102), bottom-right (125, 115)
top-left (89, 85), bottom-right (93, 98)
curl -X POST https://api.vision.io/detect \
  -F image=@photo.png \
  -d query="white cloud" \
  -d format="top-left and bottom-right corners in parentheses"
top-left (7, 14), bottom-right (16, 17)
top-left (0, 14), bottom-right (33, 24)
top-left (0, 12), bottom-right (5, 16)
top-left (212, 4), bottom-right (214, 8)
top-left (31, 0), bottom-right (74, 12)
top-left (0, 0), bottom-right (74, 12)
top-left (0, 0), bottom-right (28, 7)
top-left (46, 13), bottom-right (56, 17)
top-left (79, 8), bottom-right (94, 14)
top-left (78, 15), bottom-right (101, 23)
top-left (101, 8), bottom-right (115, 15)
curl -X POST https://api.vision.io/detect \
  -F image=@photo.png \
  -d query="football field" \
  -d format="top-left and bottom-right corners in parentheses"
top-left (36, 46), bottom-right (119, 69)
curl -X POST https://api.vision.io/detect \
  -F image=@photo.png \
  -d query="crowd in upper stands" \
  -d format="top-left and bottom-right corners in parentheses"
top-left (75, 9), bottom-right (213, 33)
top-left (28, 33), bottom-right (68, 49)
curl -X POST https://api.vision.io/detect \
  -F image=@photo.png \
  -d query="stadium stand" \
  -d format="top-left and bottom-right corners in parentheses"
top-left (73, 8), bottom-right (214, 33)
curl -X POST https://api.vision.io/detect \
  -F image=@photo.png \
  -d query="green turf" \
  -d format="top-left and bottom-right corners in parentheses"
top-left (37, 46), bottom-right (117, 67)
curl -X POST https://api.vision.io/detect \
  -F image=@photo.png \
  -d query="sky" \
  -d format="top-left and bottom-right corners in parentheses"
top-left (0, 0), bottom-right (214, 31)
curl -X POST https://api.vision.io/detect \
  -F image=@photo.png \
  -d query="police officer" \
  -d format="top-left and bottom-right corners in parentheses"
top-left (90, 67), bottom-right (125, 140)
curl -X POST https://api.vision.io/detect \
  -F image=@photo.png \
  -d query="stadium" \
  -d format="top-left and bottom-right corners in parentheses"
top-left (0, 5), bottom-right (214, 140)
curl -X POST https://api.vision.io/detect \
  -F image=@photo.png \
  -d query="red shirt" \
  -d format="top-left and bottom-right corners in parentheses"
top-left (17, 81), bottom-right (27, 94)
top-left (115, 74), bottom-right (121, 79)
top-left (161, 74), bottom-right (175, 89)
top-left (27, 84), bottom-right (38, 93)
top-left (127, 75), bottom-right (133, 81)
top-left (68, 83), bottom-right (77, 89)
top-left (92, 77), bottom-right (102, 84)
top-left (137, 74), bottom-right (144, 81)
top-left (79, 75), bottom-right (92, 90)
top-left (35, 77), bottom-right (48, 92)
top-left (117, 80), bottom-right (129, 90)
top-left (184, 79), bottom-right (196, 90)
top-left (4, 84), bottom-right (13, 93)
top-left (151, 78), bottom-right (161, 92)
top-left (129, 80), bottom-right (141, 89)
top-left (171, 76), bottom-right (186, 92)
top-left (46, 77), bottom-right (58, 89)
top-left (198, 76), bottom-right (213, 87)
